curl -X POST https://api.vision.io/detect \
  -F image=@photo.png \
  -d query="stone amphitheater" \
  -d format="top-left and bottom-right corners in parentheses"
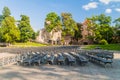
top-left (0, 46), bottom-right (120, 80)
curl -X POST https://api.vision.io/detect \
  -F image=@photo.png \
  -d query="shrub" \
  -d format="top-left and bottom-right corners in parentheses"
top-left (99, 39), bottom-right (108, 45)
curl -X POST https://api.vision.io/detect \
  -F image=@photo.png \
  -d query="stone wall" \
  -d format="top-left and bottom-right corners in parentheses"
top-left (36, 28), bottom-right (62, 44)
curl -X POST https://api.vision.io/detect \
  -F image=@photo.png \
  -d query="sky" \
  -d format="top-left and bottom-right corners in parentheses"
top-left (0, 0), bottom-right (120, 31)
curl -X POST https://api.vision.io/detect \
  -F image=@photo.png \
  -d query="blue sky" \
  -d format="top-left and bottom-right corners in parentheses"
top-left (0, 0), bottom-right (120, 31)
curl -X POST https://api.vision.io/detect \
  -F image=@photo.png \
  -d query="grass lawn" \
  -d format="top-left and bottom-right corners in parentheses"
top-left (11, 42), bottom-right (47, 47)
top-left (84, 44), bottom-right (120, 51)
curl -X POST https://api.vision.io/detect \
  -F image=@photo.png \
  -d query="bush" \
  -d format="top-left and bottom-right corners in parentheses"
top-left (99, 39), bottom-right (108, 45)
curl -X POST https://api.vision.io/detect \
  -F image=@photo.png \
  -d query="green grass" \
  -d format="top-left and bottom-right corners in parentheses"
top-left (84, 44), bottom-right (120, 51)
top-left (11, 42), bottom-right (47, 47)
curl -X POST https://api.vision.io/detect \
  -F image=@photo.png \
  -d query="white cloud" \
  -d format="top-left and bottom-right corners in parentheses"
top-left (105, 8), bottom-right (112, 13)
top-left (110, 0), bottom-right (120, 2)
top-left (99, 0), bottom-right (120, 5)
top-left (115, 8), bottom-right (120, 12)
top-left (99, 0), bottom-right (110, 4)
top-left (82, 2), bottom-right (98, 10)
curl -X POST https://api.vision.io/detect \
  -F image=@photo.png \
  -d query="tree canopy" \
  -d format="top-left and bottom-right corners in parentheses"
top-left (87, 14), bottom-right (113, 43)
top-left (2, 6), bottom-right (11, 18)
top-left (18, 15), bottom-right (35, 42)
top-left (0, 7), bottom-right (37, 44)
top-left (0, 7), bottom-right (20, 43)
top-left (45, 12), bottom-right (62, 32)
top-left (61, 13), bottom-right (78, 36)
top-left (0, 6), bottom-right (11, 26)
top-left (74, 23), bottom-right (82, 41)
top-left (114, 18), bottom-right (120, 28)
top-left (0, 16), bottom-right (20, 43)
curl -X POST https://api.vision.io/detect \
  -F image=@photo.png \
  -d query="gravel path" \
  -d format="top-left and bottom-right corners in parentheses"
top-left (0, 52), bottom-right (120, 80)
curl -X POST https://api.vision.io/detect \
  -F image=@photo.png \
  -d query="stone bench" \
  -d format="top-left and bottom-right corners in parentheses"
top-left (62, 52), bottom-right (76, 66)
top-left (56, 53), bottom-right (65, 65)
top-left (86, 54), bottom-right (113, 67)
top-left (70, 52), bottom-right (88, 65)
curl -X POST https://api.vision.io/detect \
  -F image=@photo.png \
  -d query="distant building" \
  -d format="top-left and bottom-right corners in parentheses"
top-left (36, 28), bottom-right (62, 45)
top-left (79, 20), bottom-right (94, 44)
top-left (36, 28), bottom-right (50, 44)
top-left (63, 34), bottom-right (73, 45)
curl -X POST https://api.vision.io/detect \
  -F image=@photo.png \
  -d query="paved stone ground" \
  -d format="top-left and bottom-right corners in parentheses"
top-left (0, 53), bottom-right (120, 80)
top-left (0, 52), bottom-right (15, 58)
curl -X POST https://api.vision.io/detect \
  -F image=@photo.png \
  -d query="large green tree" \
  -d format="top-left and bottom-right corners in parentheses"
top-left (45, 12), bottom-right (62, 32)
top-left (0, 16), bottom-right (20, 43)
top-left (74, 23), bottom-right (82, 41)
top-left (2, 6), bottom-right (11, 18)
top-left (18, 15), bottom-right (35, 42)
top-left (87, 14), bottom-right (113, 43)
top-left (0, 6), bottom-right (11, 26)
top-left (0, 6), bottom-right (20, 43)
top-left (61, 13), bottom-right (78, 37)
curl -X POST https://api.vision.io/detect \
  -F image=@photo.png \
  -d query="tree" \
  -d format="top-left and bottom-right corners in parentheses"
top-left (113, 28), bottom-right (120, 43)
top-left (0, 16), bottom-right (20, 43)
top-left (113, 18), bottom-right (120, 43)
top-left (45, 12), bottom-right (62, 32)
top-left (2, 6), bottom-right (11, 18)
top-left (0, 6), bottom-right (11, 26)
top-left (113, 18), bottom-right (120, 28)
top-left (87, 14), bottom-right (113, 43)
top-left (18, 15), bottom-right (35, 42)
top-left (97, 14), bottom-right (113, 43)
top-left (61, 12), bottom-right (78, 37)
top-left (0, 15), bottom-right (3, 27)
top-left (74, 23), bottom-right (82, 41)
